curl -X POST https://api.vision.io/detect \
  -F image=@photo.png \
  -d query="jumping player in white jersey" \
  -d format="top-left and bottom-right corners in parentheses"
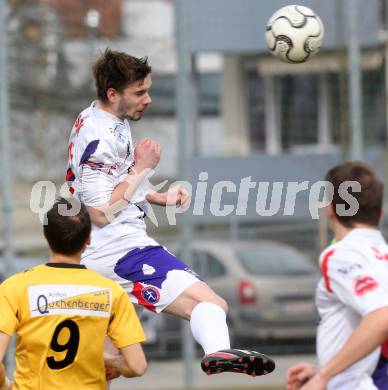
top-left (286, 161), bottom-right (388, 390)
top-left (66, 48), bottom-right (275, 378)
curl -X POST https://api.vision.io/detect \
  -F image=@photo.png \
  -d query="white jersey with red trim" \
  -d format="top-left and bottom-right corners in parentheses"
top-left (316, 228), bottom-right (388, 389)
top-left (66, 102), bottom-right (158, 275)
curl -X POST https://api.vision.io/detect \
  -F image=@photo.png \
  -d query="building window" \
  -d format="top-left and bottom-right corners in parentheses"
top-left (328, 68), bottom-right (385, 147)
top-left (280, 74), bottom-right (319, 150)
top-left (247, 65), bottom-right (386, 153)
top-left (363, 69), bottom-right (385, 145)
top-left (147, 73), bottom-right (220, 116)
top-left (246, 70), bottom-right (266, 151)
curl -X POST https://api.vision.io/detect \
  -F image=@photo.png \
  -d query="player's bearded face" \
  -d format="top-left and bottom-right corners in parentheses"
top-left (117, 75), bottom-right (152, 121)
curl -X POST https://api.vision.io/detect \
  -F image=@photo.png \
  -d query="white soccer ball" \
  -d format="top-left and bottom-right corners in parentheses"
top-left (265, 5), bottom-right (324, 64)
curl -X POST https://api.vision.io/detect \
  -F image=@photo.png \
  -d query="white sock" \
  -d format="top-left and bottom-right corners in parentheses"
top-left (190, 302), bottom-right (231, 355)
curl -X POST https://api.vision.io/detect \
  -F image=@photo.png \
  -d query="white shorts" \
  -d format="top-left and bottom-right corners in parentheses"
top-left (83, 245), bottom-right (202, 313)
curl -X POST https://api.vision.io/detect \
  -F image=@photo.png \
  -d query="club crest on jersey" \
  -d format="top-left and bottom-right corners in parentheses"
top-left (141, 286), bottom-right (160, 304)
top-left (118, 132), bottom-right (128, 144)
top-left (354, 276), bottom-right (378, 296)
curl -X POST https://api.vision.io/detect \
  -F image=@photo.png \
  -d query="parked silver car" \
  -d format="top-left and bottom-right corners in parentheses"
top-left (142, 239), bottom-right (319, 355)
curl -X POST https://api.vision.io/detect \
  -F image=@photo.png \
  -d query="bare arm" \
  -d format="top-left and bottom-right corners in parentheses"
top-left (87, 138), bottom-right (161, 227)
top-left (146, 185), bottom-right (190, 208)
top-left (0, 333), bottom-right (11, 368)
top-left (87, 168), bottom-right (151, 227)
top-left (0, 333), bottom-right (13, 390)
top-left (301, 307), bottom-right (388, 389)
top-left (105, 343), bottom-right (147, 378)
top-left (146, 190), bottom-right (167, 206)
top-left (286, 363), bottom-right (318, 390)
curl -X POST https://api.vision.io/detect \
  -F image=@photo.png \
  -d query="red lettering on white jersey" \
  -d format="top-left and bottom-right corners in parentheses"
top-left (321, 249), bottom-right (336, 293)
top-left (381, 339), bottom-right (388, 359)
top-left (371, 246), bottom-right (388, 261)
top-left (75, 115), bottom-right (84, 135)
top-left (68, 142), bottom-right (74, 160)
top-left (354, 276), bottom-right (378, 296)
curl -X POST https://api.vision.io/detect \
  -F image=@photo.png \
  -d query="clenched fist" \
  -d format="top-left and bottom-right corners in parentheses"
top-left (134, 138), bottom-right (161, 172)
top-left (166, 185), bottom-right (190, 208)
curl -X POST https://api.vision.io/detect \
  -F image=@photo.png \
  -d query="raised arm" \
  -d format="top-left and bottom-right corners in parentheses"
top-left (87, 138), bottom-right (161, 227)
top-left (146, 184), bottom-right (190, 208)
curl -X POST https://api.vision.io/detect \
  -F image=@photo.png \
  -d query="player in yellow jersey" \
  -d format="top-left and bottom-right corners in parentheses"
top-left (0, 198), bottom-right (147, 389)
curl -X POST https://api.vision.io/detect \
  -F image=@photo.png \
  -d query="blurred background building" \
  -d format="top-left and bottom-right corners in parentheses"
top-left (4, 0), bottom-right (388, 250)
top-left (3, 0), bottom-right (226, 251)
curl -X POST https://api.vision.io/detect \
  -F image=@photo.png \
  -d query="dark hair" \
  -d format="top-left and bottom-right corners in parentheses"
top-left (43, 198), bottom-right (91, 256)
top-left (93, 48), bottom-right (152, 103)
top-left (325, 161), bottom-right (383, 227)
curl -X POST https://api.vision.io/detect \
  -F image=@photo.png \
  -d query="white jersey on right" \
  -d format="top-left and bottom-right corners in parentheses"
top-left (316, 228), bottom-right (388, 390)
